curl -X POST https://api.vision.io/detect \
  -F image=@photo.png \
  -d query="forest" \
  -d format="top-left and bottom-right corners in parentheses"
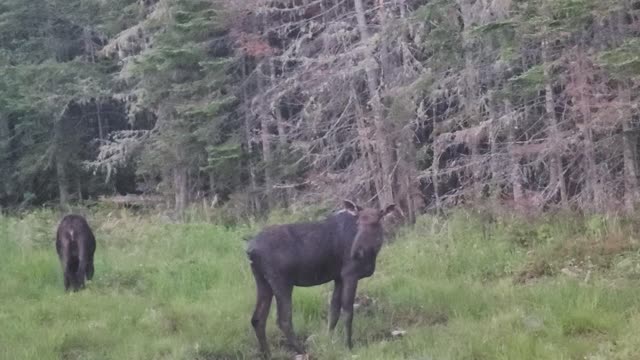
top-left (4, 2), bottom-right (640, 359)
top-left (2, 0), bottom-right (639, 219)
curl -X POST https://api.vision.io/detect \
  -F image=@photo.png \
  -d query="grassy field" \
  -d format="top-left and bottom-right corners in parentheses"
top-left (3, 208), bottom-right (640, 359)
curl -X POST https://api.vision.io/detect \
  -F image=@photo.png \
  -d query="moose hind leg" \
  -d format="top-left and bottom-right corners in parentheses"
top-left (251, 266), bottom-right (273, 358)
top-left (76, 241), bottom-right (89, 289)
top-left (66, 257), bottom-right (80, 291)
top-left (86, 253), bottom-right (95, 281)
top-left (273, 282), bottom-right (304, 354)
top-left (63, 270), bottom-right (71, 291)
top-left (58, 242), bottom-right (72, 291)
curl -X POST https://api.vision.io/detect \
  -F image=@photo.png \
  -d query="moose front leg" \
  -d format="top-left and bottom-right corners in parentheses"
top-left (341, 278), bottom-right (359, 349)
top-left (328, 279), bottom-right (343, 332)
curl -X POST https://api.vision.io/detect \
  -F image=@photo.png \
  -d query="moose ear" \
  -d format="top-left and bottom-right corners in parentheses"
top-left (380, 204), bottom-right (396, 217)
top-left (343, 200), bottom-right (362, 215)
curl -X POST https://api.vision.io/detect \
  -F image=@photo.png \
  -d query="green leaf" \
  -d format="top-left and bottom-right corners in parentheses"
top-left (597, 39), bottom-right (640, 79)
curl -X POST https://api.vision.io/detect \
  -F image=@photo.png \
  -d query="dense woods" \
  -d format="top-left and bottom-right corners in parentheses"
top-left (1, 0), bottom-right (640, 219)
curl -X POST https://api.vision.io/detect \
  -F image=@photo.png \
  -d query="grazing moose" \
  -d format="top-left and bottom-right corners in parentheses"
top-left (55, 214), bottom-right (96, 292)
top-left (247, 200), bottom-right (395, 357)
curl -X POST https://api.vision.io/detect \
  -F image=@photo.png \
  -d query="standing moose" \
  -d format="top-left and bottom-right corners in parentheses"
top-left (246, 200), bottom-right (395, 357)
top-left (55, 214), bottom-right (96, 292)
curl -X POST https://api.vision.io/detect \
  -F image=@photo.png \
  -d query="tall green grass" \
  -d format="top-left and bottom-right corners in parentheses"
top-left (2, 209), bottom-right (640, 359)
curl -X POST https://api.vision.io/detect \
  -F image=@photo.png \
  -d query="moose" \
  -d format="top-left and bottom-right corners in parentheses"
top-left (246, 200), bottom-right (395, 357)
top-left (55, 214), bottom-right (96, 292)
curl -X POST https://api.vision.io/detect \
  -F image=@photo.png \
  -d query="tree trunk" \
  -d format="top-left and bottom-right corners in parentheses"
top-left (260, 119), bottom-right (274, 209)
top-left (76, 177), bottom-right (82, 203)
top-left (352, 85), bottom-right (383, 202)
top-left (209, 171), bottom-right (216, 202)
top-left (96, 101), bottom-right (104, 140)
top-left (0, 114), bottom-right (7, 210)
top-left (353, 0), bottom-right (395, 207)
top-left (488, 94), bottom-right (501, 203)
top-left (542, 39), bottom-right (568, 207)
top-left (173, 166), bottom-right (188, 215)
top-left (83, 26), bottom-right (95, 62)
top-left (431, 149), bottom-right (442, 214)
top-left (613, 6), bottom-right (639, 213)
top-left (258, 63), bottom-right (275, 208)
top-left (269, 59), bottom-right (289, 207)
top-left (582, 122), bottom-right (600, 212)
top-left (431, 118), bottom-right (442, 213)
top-left (506, 100), bottom-right (524, 210)
top-left (470, 140), bottom-right (483, 203)
top-left (457, 0), bottom-right (483, 205)
top-left (574, 55), bottom-right (602, 212)
top-left (54, 115), bottom-right (69, 208)
top-left (269, 59), bottom-right (287, 149)
top-left (56, 156), bottom-right (69, 207)
top-left (621, 87), bottom-right (638, 213)
top-left (241, 58), bottom-right (259, 214)
top-left (397, 135), bottom-right (420, 223)
top-left (0, 113), bottom-right (8, 168)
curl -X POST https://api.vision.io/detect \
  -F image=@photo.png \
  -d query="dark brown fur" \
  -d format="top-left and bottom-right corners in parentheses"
top-left (246, 200), bottom-right (395, 357)
top-left (55, 214), bottom-right (96, 292)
